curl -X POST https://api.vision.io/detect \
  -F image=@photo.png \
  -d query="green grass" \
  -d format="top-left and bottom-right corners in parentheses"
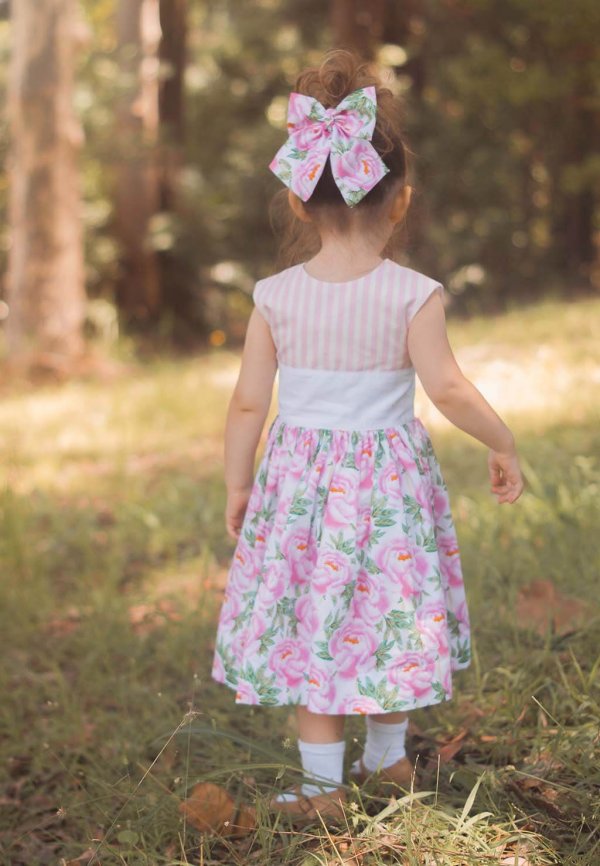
top-left (1, 298), bottom-right (599, 865)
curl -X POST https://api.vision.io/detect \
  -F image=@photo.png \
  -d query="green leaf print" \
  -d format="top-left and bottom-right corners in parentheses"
top-left (447, 611), bottom-right (460, 638)
top-left (288, 147), bottom-right (309, 160)
top-left (289, 493), bottom-right (312, 517)
top-left (244, 527), bottom-right (257, 547)
top-left (385, 610), bottom-right (416, 631)
top-left (331, 531), bottom-right (355, 556)
top-left (427, 568), bottom-right (443, 591)
top-left (403, 494), bottom-right (423, 520)
top-left (323, 608), bottom-right (345, 640)
top-left (371, 495), bottom-right (398, 528)
top-left (315, 640), bottom-right (334, 662)
top-left (242, 663), bottom-right (281, 706)
top-left (374, 639), bottom-right (395, 669)
top-left (258, 623), bottom-right (279, 654)
top-left (422, 530), bottom-right (439, 553)
top-left (340, 580), bottom-right (356, 607)
top-left (258, 467), bottom-right (268, 489)
top-left (432, 681), bottom-right (448, 702)
top-left (276, 159), bottom-right (293, 184)
top-left (357, 677), bottom-right (408, 712)
top-left (455, 640), bottom-right (471, 665)
top-left (364, 556), bottom-right (381, 576)
top-left (342, 452), bottom-right (357, 470)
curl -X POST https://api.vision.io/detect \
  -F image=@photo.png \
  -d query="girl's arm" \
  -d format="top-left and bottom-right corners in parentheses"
top-left (407, 293), bottom-right (524, 504)
top-left (224, 308), bottom-right (277, 539)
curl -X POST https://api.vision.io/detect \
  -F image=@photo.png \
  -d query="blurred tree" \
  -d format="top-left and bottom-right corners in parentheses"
top-left (114, 0), bottom-right (161, 323)
top-left (6, 0), bottom-right (85, 372)
top-left (330, 0), bottom-right (386, 59)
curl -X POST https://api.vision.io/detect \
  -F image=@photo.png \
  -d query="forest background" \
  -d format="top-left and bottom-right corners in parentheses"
top-left (0, 0), bottom-right (598, 368)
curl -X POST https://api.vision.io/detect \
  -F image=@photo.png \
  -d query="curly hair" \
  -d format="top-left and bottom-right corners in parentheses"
top-left (268, 48), bottom-right (412, 269)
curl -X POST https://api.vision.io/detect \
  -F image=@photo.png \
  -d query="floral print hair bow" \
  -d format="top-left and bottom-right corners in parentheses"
top-left (269, 85), bottom-right (390, 207)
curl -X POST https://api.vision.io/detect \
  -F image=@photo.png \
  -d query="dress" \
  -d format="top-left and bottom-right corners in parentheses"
top-left (210, 257), bottom-right (471, 715)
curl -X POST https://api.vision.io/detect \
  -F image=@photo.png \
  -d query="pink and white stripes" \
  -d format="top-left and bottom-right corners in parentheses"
top-left (252, 259), bottom-right (443, 371)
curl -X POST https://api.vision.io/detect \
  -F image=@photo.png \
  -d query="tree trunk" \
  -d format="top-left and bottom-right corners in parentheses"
top-left (158, 0), bottom-right (186, 212)
top-left (330, 0), bottom-right (386, 60)
top-left (6, 0), bottom-right (85, 372)
top-left (114, 0), bottom-right (161, 322)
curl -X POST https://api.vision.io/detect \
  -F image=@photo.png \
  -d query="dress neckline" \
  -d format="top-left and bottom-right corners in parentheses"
top-left (300, 258), bottom-right (389, 285)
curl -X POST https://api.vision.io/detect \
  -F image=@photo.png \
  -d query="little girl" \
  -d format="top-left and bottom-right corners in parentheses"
top-left (210, 49), bottom-right (523, 821)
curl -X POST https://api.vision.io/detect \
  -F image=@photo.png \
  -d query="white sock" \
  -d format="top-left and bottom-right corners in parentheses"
top-left (275, 739), bottom-right (346, 803)
top-left (351, 717), bottom-right (408, 774)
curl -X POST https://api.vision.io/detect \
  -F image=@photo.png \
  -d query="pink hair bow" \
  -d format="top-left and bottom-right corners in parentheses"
top-left (269, 85), bottom-right (390, 207)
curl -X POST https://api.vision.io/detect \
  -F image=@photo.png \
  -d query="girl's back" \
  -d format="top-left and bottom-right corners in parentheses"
top-left (210, 48), bottom-right (523, 818)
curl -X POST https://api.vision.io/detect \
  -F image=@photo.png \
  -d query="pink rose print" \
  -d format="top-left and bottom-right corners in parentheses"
top-left (329, 622), bottom-right (378, 679)
top-left (312, 549), bottom-right (353, 594)
top-left (416, 601), bottom-right (449, 657)
top-left (387, 432), bottom-right (418, 473)
top-left (388, 651), bottom-right (436, 699)
top-left (219, 588), bottom-right (242, 628)
top-left (234, 680), bottom-right (260, 705)
top-left (280, 528), bottom-right (317, 585)
top-left (438, 536), bottom-right (462, 587)
top-left (378, 462), bottom-right (404, 500)
top-left (260, 560), bottom-right (290, 607)
top-left (306, 451), bottom-right (328, 497)
top-left (350, 570), bottom-right (391, 624)
top-left (355, 440), bottom-right (375, 492)
top-left (356, 509), bottom-right (372, 550)
top-left (211, 653), bottom-right (225, 682)
top-left (295, 594), bottom-right (319, 641)
top-left (339, 695), bottom-right (383, 714)
top-left (247, 482), bottom-right (264, 515)
top-left (333, 139), bottom-right (387, 192)
top-left (432, 489), bottom-right (449, 523)
top-left (268, 638), bottom-right (310, 688)
top-left (306, 665), bottom-right (337, 712)
top-left (239, 612), bottom-right (268, 658)
top-left (324, 471), bottom-right (357, 528)
top-left (293, 151), bottom-right (327, 200)
top-left (374, 539), bottom-right (430, 600)
top-left (454, 600), bottom-right (470, 638)
top-left (272, 495), bottom-right (293, 535)
top-left (228, 538), bottom-right (259, 592)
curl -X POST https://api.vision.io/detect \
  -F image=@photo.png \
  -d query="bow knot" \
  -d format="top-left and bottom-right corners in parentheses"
top-left (269, 85), bottom-right (389, 207)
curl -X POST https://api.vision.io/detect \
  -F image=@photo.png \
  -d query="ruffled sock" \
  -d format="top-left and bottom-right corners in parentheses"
top-left (274, 739), bottom-right (346, 803)
top-left (351, 717), bottom-right (408, 774)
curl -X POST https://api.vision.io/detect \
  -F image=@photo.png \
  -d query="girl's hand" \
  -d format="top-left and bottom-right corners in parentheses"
top-left (488, 450), bottom-right (524, 504)
top-left (225, 488), bottom-right (252, 539)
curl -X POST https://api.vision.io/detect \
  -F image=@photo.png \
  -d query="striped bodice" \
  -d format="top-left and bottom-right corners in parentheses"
top-left (252, 258), bottom-right (443, 371)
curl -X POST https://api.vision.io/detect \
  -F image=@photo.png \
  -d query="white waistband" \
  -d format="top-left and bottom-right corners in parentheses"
top-left (277, 364), bottom-right (415, 430)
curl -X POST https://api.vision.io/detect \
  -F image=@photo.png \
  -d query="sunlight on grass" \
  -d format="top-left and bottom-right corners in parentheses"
top-left (1, 298), bottom-right (599, 864)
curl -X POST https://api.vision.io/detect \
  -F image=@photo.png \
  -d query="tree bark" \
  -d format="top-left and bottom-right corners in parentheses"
top-left (158, 0), bottom-right (186, 212)
top-left (114, 0), bottom-right (161, 322)
top-left (6, 0), bottom-right (86, 372)
top-left (330, 0), bottom-right (386, 60)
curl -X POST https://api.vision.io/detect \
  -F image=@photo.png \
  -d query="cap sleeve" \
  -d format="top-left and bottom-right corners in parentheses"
top-left (252, 279), bottom-right (271, 326)
top-left (406, 278), bottom-right (444, 326)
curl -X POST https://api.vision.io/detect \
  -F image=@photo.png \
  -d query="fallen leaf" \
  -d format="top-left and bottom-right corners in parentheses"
top-left (515, 579), bottom-right (592, 637)
top-left (436, 728), bottom-right (469, 764)
top-left (179, 781), bottom-right (256, 836)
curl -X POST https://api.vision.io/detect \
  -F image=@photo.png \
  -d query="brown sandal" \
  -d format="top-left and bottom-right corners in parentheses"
top-left (349, 755), bottom-right (417, 793)
top-left (269, 784), bottom-right (347, 822)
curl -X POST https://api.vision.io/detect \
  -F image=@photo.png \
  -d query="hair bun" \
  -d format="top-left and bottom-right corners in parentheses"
top-left (296, 48), bottom-right (372, 108)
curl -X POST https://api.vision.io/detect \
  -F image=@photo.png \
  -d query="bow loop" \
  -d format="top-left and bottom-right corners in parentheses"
top-left (269, 85), bottom-right (389, 207)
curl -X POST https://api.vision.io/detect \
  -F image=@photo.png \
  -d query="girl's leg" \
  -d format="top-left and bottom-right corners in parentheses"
top-left (275, 706), bottom-right (346, 802)
top-left (353, 710), bottom-right (409, 773)
top-left (296, 705), bottom-right (345, 743)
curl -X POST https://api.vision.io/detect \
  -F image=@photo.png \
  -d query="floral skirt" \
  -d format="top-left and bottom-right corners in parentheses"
top-left (210, 414), bottom-right (471, 715)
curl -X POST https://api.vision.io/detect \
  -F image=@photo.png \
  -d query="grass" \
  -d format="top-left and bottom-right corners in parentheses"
top-left (1, 297), bottom-right (599, 865)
